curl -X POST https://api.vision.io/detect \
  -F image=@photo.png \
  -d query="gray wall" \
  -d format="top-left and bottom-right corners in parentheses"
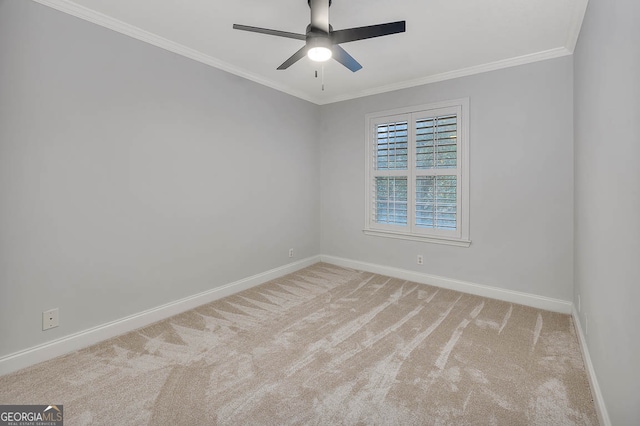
top-left (5, 6), bottom-right (636, 422)
top-left (320, 57), bottom-right (575, 301)
top-left (573, 0), bottom-right (640, 423)
top-left (0, 0), bottom-right (320, 357)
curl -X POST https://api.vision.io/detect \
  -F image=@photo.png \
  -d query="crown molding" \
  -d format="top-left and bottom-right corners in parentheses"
top-left (32, 0), bottom-right (577, 106)
top-left (565, 0), bottom-right (589, 53)
top-left (31, 0), bottom-right (321, 104)
top-left (317, 47), bottom-right (572, 105)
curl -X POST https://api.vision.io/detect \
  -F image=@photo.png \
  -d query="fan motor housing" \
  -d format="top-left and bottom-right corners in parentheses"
top-left (308, 0), bottom-right (331, 7)
top-left (305, 24), bottom-right (333, 39)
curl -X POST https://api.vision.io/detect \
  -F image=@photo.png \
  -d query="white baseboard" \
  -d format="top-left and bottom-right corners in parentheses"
top-left (319, 256), bottom-right (610, 419)
top-left (572, 306), bottom-right (611, 426)
top-left (0, 255), bottom-right (578, 377)
top-left (0, 256), bottom-right (321, 376)
top-left (2, 254), bottom-right (608, 426)
top-left (320, 255), bottom-right (573, 314)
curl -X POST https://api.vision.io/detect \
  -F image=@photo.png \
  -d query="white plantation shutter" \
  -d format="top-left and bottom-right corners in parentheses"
top-left (416, 115), bottom-right (457, 170)
top-left (414, 113), bottom-right (458, 231)
top-left (375, 177), bottom-right (408, 225)
top-left (415, 175), bottom-right (457, 230)
top-left (376, 121), bottom-right (408, 170)
top-left (371, 118), bottom-right (409, 227)
top-left (365, 99), bottom-right (470, 246)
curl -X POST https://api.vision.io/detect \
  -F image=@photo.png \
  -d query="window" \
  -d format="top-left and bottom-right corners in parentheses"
top-left (364, 99), bottom-right (470, 247)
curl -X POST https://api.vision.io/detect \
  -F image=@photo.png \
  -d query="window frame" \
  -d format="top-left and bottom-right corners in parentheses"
top-left (364, 98), bottom-right (470, 247)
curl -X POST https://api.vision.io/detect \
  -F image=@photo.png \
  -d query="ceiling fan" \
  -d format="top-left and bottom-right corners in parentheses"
top-left (233, 0), bottom-right (406, 72)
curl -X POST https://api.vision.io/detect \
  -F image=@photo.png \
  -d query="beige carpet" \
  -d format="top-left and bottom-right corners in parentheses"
top-left (0, 263), bottom-right (598, 425)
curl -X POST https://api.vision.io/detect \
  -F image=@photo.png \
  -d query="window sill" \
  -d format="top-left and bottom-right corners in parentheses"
top-left (363, 229), bottom-right (471, 247)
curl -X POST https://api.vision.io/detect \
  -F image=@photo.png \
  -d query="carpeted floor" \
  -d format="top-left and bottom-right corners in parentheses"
top-left (0, 263), bottom-right (598, 425)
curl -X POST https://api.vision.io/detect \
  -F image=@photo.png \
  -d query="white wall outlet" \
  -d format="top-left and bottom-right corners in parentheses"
top-left (417, 255), bottom-right (424, 265)
top-left (288, 248), bottom-right (294, 258)
top-left (42, 308), bottom-right (59, 331)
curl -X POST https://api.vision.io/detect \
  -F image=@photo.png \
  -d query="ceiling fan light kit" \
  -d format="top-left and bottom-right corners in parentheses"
top-left (233, 0), bottom-right (405, 72)
top-left (307, 38), bottom-right (333, 62)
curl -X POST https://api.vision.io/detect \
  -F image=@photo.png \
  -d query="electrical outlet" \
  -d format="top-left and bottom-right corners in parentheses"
top-left (289, 248), bottom-right (294, 258)
top-left (43, 308), bottom-right (59, 331)
top-left (417, 255), bottom-right (423, 265)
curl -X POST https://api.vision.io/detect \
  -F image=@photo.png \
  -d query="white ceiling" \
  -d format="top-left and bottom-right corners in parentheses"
top-left (34, 0), bottom-right (588, 105)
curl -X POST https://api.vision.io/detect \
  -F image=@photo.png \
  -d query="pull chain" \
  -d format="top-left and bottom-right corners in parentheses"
top-left (314, 67), bottom-right (326, 92)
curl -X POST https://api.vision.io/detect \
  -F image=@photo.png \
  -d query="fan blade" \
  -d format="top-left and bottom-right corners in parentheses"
top-left (309, 0), bottom-right (330, 33)
top-left (233, 24), bottom-right (306, 41)
top-left (277, 46), bottom-right (309, 70)
top-left (331, 21), bottom-right (406, 44)
top-left (332, 45), bottom-right (362, 72)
